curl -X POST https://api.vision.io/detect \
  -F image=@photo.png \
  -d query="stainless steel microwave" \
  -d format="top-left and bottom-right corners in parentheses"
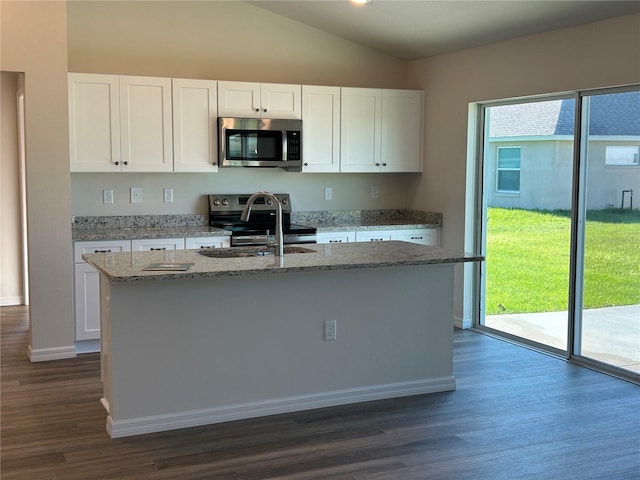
top-left (218, 117), bottom-right (302, 171)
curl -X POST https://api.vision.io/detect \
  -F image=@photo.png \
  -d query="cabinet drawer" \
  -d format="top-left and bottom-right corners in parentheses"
top-left (185, 236), bottom-right (231, 249)
top-left (396, 228), bottom-right (439, 246)
top-left (355, 230), bottom-right (397, 242)
top-left (74, 240), bottom-right (131, 263)
top-left (316, 231), bottom-right (356, 244)
top-left (131, 238), bottom-right (185, 251)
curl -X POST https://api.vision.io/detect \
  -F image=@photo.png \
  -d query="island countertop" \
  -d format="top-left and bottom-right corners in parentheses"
top-left (83, 241), bottom-right (483, 283)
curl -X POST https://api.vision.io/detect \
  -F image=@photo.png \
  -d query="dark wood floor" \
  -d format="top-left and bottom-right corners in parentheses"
top-left (1, 305), bottom-right (639, 480)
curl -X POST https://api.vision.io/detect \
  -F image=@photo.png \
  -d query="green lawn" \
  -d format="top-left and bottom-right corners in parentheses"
top-left (485, 207), bottom-right (640, 315)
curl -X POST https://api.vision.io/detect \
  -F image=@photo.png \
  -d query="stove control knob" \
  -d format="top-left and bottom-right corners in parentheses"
top-left (222, 198), bottom-right (229, 206)
top-left (213, 199), bottom-right (221, 206)
top-left (266, 198), bottom-right (273, 206)
top-left (281, 197), bottom-right (288, 205)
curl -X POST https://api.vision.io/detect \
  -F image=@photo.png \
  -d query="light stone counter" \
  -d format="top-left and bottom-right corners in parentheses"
top-left (83, 241), bottom-right (482, 284)
top-left (73, 225), bottom-right (230, 242)
top-left (293, 209), bottom-right (442, 232)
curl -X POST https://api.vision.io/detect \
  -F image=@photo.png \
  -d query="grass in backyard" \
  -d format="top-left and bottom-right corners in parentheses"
top-left (485, 207), bottom-right (640, 315)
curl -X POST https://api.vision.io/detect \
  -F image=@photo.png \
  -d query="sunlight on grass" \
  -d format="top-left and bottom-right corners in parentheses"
top-left (485, 208), bottom-right (640, 315)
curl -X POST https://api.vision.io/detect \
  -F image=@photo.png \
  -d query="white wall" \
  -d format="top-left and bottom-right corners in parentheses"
top-left (0, 1), bottom-right (75, 358)
top-left (0, 72), bottom-right (23, 305)
top-left (407, 13), bottom-right (640, 325)
top-left (67, 0), bottom-right (416, 216)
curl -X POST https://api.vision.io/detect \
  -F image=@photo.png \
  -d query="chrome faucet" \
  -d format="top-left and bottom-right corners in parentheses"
top-left (240, 192), bottom-right (284, 257)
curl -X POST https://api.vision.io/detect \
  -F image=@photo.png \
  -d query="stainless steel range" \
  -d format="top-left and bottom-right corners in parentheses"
top-left (208, 193), bottom-right (317, 246)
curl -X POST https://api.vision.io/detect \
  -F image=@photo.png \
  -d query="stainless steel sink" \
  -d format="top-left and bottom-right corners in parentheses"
top-left (199, 246), bottom-right (316, 258)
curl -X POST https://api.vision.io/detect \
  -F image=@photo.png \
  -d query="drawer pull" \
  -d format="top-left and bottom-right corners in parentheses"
top-left (94, 249), bottom-right (112, 253)
top-left (150, 247), bottom-right (167, 251)
top-left (370, 238), bottom-right (384, 242)
top-left (410, 236), bottom-right (423, 240)
top-left (329, 240), bottom-right (342, 243)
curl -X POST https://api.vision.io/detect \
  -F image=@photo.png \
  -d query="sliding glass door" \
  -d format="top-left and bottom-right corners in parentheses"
top-left (478, 87), bottom-right (640, 382)
top-left (574, 90), bottom-right (640, 375)
top-left (481, 97), bottom-right (575, 353)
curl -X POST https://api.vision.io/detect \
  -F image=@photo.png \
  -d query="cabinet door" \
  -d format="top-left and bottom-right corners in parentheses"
top-left (340, 88), bottom-right (382, 173)
top-left (260, 83), bottom-right (301, 119)
top-left (74, 262), bottom-right (102, 341)
top-left (316, 231), bottom-right (356, 244)
top-left (217, 81), bottom-right (261, 118)
top-left (355, 230), bottom-right (397, 242)
top-left (119, 76), bottom-right (173, 172)
top-left (302, 86), bottom-right (341, 173)
top-left (185, 236), bottom-right (231, 249)
top-left (381, 89), bottom-right (424, 173)
top-left (68, 73), bottom-right (121, 172)
top-left (131, 238), bottom-right (185, 251)
top-left (172, 79), bottom-right (218, 172)
top-left (396, 228), bottom-right (438, 246)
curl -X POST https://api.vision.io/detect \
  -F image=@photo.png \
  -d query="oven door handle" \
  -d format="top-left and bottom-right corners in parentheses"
top-left (232, 234), bottom-right (269, 246)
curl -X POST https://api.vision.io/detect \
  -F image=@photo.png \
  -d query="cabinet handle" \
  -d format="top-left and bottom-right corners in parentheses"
top-left (304, 162), bottom-right (308, 166)
top-left (375, 163), bottom-right (380, 166)
top-left (263, 108), bottom-right (267, 113)
top-left (123, 161), bottom-right (128, 166)
top-left (382, 163), bottom-right (387, 166)
top-left (370, 238), bottom-right (384, 242)
top-left (255, 108), bottom-right (260, 112)
top-left (329, 240), bottom-right (342, 243)
top-left (410, 236), bottom-right (423, 240)
top-left (94, 249), bottom-right (112, 253)
top-left (212, 161), bottom-right (218, 166)
top-left (114, 161), bottom-right (119, 166)
top-left (150, 247), bottom-right (167, 251)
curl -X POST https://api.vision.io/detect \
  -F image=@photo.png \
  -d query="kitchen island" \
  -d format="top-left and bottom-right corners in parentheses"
top-left (84, 241), bottom-right (482, 438)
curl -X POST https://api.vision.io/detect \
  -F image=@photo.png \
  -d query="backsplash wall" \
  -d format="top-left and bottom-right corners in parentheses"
top-left (70, 170), bottom-right (422, 217)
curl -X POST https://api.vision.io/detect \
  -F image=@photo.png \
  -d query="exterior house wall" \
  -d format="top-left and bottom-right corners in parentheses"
top-left (485, 139), bottom-right (640, 210)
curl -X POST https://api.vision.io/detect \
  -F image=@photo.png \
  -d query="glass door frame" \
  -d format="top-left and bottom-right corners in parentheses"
top-left (470, 85), bottom-right (640, 385)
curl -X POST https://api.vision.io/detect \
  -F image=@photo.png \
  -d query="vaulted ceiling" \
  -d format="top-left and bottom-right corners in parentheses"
top-left (248, 1), bottom-right (640, 61)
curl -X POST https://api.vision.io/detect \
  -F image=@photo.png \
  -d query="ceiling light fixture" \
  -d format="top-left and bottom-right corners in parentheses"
top-left (351, 0), bottom-right (372, 4)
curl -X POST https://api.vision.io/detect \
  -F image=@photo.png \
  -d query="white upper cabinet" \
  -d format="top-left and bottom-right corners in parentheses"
top-left (218, 81), bottom-right (301, 119)
top-left (301, 86), bottom-right (341, 173)
top-left (68, 73), bottom-right (121, 172)
top-left (340, 88), bottom-right (383, 173)
top-left (381, 89), bottom-right (424, 173)
top-left (119, 76), bottom-right (173, 172)
top-left (172, 78), bottom-right (218, 172)
top-left (340, 87), bottom-right (424, 173)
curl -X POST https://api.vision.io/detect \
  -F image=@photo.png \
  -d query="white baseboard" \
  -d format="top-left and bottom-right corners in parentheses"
top-left (1, 296), bottom-right (24, 306)
top-left (454, 315), bottom-right (472, 329)
top-left (28, 344), bottom-right (77, 362)
top-left (75, 339), bottom-right (100, 354)
top-left (106, 377), bottom-right (456, 438)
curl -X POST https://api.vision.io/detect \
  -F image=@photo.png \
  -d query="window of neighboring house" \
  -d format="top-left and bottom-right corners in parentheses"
top-left (496, 146), bottom-right (521, 192)
top-left (605, 145), bottom-right (639, 166)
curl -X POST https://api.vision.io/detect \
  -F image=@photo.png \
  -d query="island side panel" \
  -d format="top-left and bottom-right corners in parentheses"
top-left (104, 264), bottom-right (455, 436)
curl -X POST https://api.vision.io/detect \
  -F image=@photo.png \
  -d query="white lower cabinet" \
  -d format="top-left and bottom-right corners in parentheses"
top-left (318, 228), bottom-right (439, 246)
top-left (131, 238), bottom-right (185, 251)
top-left (185, 236), bottom-right (230, 249)
top-left (316, 231), bottom-right (356, 244)
top-left (74, 240), bottom-right (131, 343)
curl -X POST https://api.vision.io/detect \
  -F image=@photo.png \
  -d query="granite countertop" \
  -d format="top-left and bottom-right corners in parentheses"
top-left (72, 210), bottom-right (443, 242)
top-left (293, 209), bottom-right (442, 232)
top-left (83, 241), bottom-right (483, 284)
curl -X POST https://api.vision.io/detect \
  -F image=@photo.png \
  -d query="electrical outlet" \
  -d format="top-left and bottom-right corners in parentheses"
top-left (324, 320), bottom-right (337, 341)
top-left (163, 188), bottom-right (174, 203)
top-left (130, 187), bottom-right (143, 204)
top-left (324, 187), bottom-right (333, 201)
top-left (103, 188), bottom-right (114, 205)
top-left (371, 186), bottom-right (379, 199)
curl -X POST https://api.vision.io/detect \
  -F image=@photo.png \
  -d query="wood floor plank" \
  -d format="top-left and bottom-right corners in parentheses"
top-left (1, 305), bottom-right (638, 479)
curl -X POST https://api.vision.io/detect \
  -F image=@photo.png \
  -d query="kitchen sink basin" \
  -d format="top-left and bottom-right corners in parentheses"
top-left (199, 246), bottom-right (316, 258)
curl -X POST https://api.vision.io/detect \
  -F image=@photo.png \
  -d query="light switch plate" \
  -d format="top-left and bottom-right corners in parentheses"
top-left (103, 189), bottom-right (114, 205)
top-left (324, 187), bottom-right (333, 201)
top-left (163, 188), bottom-right (174, 203)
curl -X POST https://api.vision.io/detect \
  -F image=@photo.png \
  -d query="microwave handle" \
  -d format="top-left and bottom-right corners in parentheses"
top-left (282, 130), bottom-right (288, 161)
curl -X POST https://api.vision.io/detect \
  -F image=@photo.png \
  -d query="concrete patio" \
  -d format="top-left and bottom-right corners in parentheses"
top-left (485, 304), bottom-right (640, 374)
